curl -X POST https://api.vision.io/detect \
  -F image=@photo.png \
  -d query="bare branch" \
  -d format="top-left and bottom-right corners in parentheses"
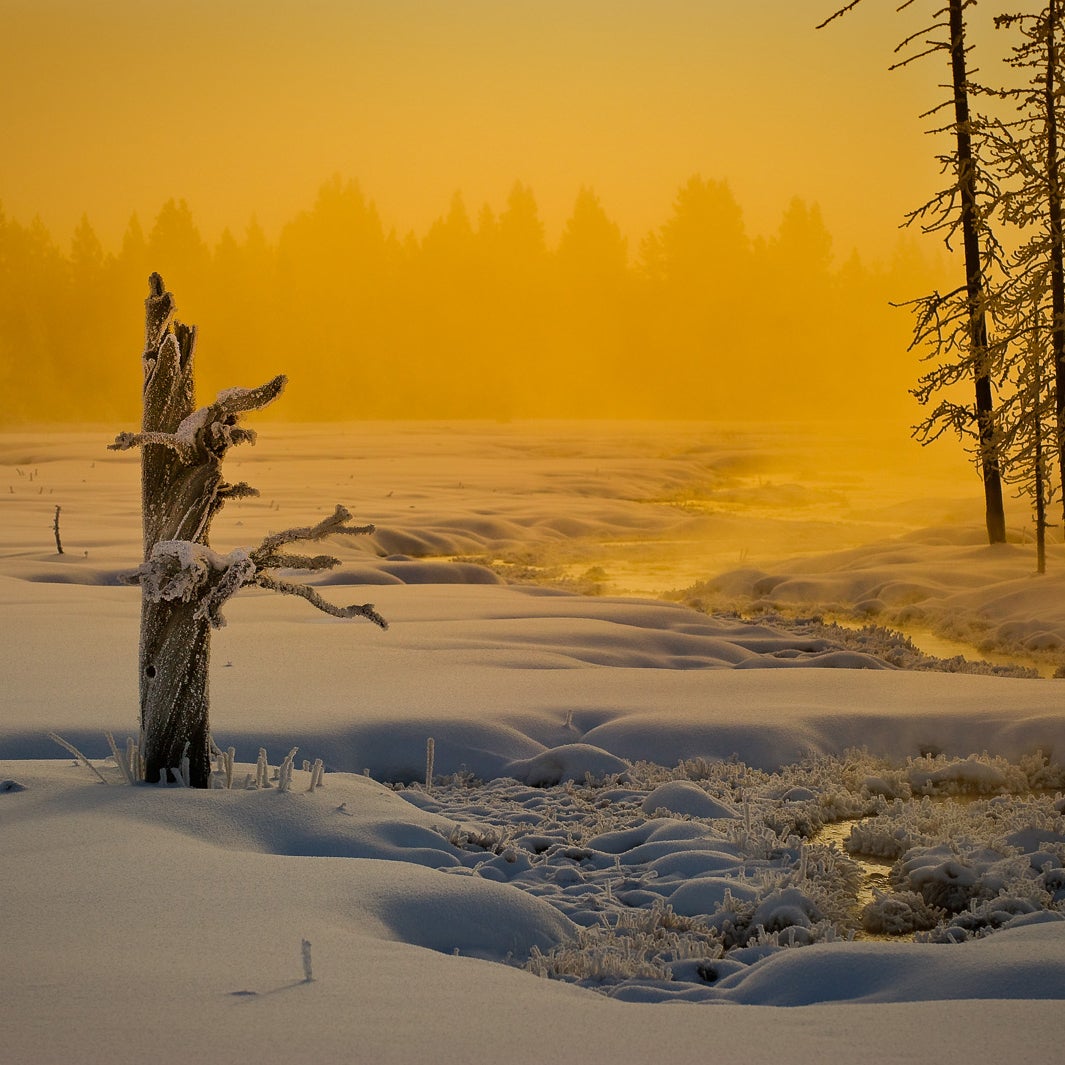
top-left (110, 377), bottom-right (286, 461)
top-left (891, 42), bottom-right (949, 70)
top-left (816, 0), bottom-right (865, 31)
top-left (254, 571), bottom-right (388, 628)
top-left (893, 22), bottom-right (950, 55)
top-left (253, 504), bottom-right (375, 558)
top-left (259, 552), bottom-right (341, 571)
top-left (217, 482), bottom-right (260, 501)
top-left (212, 376), bottom-right (288, 418)
top-left (108, 429), bottom-right (190, 456)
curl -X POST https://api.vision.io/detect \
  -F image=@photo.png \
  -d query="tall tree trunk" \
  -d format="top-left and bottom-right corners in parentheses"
top-left (1031, 312), bottom-right (1048, 574)
top-left (949, 0), bottom-right (1008, 544)
top-left (1046, 0), bottom-right (1065, 519)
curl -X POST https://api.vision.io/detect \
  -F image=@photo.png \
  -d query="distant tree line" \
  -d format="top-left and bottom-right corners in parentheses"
top-left (0, 176), bottom-right (933, 425)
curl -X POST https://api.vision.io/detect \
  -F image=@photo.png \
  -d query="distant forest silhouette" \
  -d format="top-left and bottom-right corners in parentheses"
top-left (0, 176), bottom-right (942, 424)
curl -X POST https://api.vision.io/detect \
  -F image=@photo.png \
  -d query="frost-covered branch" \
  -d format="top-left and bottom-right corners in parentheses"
top-left (254, 571), bottom-right (388, 628)
top-left (217, 481), bottom-right (260, 502)
top-left (109, 375), bottom-right (286, 462)
top-left (108, 429), bottom-right (189, 456)
top-left (127, 506), bottom-right (387, 630)
top-left (252, 504), bottom-right (375, 562)
top-left (131, 541), bottom-right (257, 629)
top-left (256, 552), bottom-right (340, 571)
top-left (815, 0), bottom-right (864, 30)
top-left (248, 505), bottom-right (387, 627)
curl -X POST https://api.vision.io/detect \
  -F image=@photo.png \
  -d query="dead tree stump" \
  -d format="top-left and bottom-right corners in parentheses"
top-left (111, 274), bottom-right (386, 786)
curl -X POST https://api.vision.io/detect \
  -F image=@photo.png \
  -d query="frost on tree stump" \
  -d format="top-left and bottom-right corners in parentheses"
top-left (110, 273), bottom-right (386, 787)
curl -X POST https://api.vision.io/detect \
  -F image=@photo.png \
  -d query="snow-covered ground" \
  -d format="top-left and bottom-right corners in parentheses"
top-left (2, 421), bottom-right (1064, 1064)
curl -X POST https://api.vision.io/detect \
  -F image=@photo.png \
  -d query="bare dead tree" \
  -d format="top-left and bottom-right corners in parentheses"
top-left (819, 0), bottom-right (1008, 544)
top-left (110, 274), bottom-right (386, 787)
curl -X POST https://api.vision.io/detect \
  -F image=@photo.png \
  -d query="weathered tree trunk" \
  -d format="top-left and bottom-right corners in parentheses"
top-left (139, 277), bottom-right (209, 783)
top-left (949, 0), bottom-right (1008, 545)
top-left (113, 274), bottom-right (386, 787)
top-left (131, 275), bottom-right (285, 784)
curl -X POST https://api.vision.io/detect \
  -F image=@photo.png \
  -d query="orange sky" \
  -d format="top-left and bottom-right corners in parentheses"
top-left (0, 0), bottom-right (1012, 257)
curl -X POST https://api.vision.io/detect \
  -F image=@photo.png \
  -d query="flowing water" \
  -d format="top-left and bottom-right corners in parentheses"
top-left (815, 818), bottom-right (900, 940)
top-left (828, 617), bottom-right (1058, 679)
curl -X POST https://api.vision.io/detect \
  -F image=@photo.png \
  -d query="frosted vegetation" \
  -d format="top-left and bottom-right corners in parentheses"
top-left (410, 749), bottom-right (1065, 997)
top-left (2, 422), bottom-right (1064, 1061)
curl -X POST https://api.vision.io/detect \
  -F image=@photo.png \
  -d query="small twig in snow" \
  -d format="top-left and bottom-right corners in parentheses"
top-left (48, 732), bottom-right (109, 785)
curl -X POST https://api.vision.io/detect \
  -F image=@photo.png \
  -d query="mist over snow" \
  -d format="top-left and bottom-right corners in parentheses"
top-left (2, 422), bottom-right (1064, 1064)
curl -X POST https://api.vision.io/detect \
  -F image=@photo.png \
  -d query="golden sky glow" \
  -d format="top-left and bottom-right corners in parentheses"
top-left (1, 0), bottom-right (981, 254)
top-left (0, 1), bottom-right (1021, 427)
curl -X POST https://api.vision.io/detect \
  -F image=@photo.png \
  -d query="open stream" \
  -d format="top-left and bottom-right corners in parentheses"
top-left (827, 617), bottom-right (1058, 679)
top-left (815, 818), bottom-right (900, 940)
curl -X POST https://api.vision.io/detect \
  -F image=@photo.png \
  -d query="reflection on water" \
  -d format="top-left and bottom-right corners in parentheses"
top-left (828, 617), bottom-right (1058, 679)
top-left (815, 819), bottom-right (899, 941)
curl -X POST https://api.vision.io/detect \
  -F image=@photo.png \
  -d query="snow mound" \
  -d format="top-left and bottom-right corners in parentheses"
top-left (504, 743), bottom-right (631, 785)
top-left (376, 868), bottom-right (575, 961)
top-left (641, 780), bottom-right (738, 819)
top-left (709, 919), bottom-right (1065, 1005)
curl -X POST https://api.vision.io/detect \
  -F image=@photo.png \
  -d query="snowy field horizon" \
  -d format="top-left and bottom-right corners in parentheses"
top-left (3, 420), bottom-right (1065, 1063)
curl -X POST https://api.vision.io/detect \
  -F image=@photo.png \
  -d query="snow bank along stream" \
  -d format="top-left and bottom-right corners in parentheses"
top-left (394, 746), bottom-right (1065, 999)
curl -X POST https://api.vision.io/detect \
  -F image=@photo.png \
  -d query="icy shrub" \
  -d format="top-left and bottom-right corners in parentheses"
top-left (441, 822), bottom-right (515, 856)
top-left (907, 754), bottom-right (1024, 796)
top-left (919, 895), bottom-right (1047, 942)
top-left (897, 847), bottom-right (981, 911)
top-left (526, 902), bottom-right (720, 985)
top-left (408, 748), bottom-right (1065, 999)
top-left (1041, 867), bottom-right (1065, 903)
top-left (750, 886), bottom-right (823, 935)
top-left (862, 890), bottom-right (943, 935)
top-left (846, 811), bottom-right (921, 860)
